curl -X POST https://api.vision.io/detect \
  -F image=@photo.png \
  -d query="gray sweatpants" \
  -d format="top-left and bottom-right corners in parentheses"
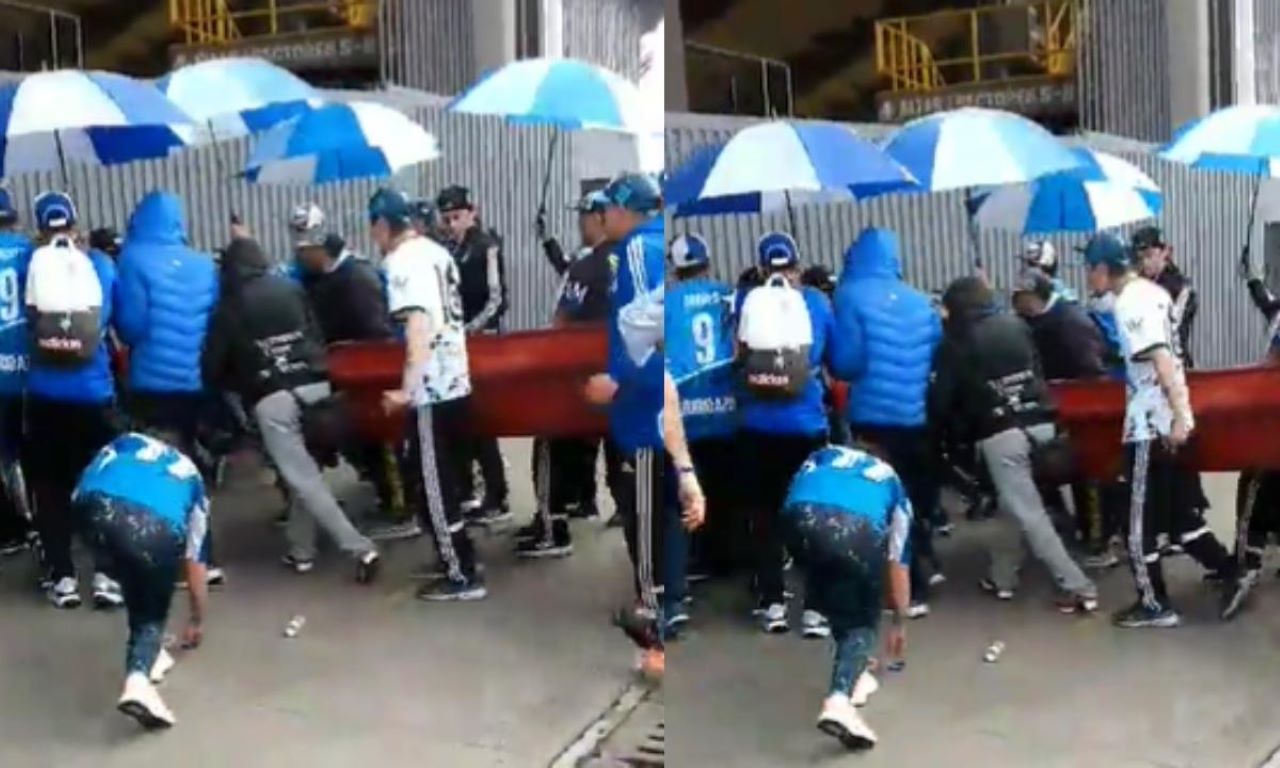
top-left (979, 425), bottom-right (1096, 598)
top-left (254, 384), bottom-right (375, 561)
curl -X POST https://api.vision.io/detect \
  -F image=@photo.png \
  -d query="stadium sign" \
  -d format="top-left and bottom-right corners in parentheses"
top-left (876, 76), bottom-right (1076, 123)
top-left (171, 28), bottom-right (377, 72)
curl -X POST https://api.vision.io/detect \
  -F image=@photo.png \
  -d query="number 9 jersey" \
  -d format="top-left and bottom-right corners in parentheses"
top-left (665, 276), bottom-right (737, 441)
top-left (0, 230), bottom-right (32, 395)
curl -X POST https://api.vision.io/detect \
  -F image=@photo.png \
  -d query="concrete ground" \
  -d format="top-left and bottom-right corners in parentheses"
top-left (0, 439), bottom-right (642, 768)
top-left (667, 473), bottom-right (1280, 768)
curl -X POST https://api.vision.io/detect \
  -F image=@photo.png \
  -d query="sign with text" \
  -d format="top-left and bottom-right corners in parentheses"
top-left (876, 76), bottom-right (1076, 123)
top-left (170, 28), bottom-right (378, 72)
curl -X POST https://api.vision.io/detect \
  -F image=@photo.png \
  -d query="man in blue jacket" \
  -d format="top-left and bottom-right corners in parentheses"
top-left (24, 191), bottom-right (125, 610)
top-left (583, 173), bottom-right (667, 634)
top-left (738, 231), bottom-right (841, 636)
top-left (831, 228), bottom-right (942, 617)
top-left (0, 189), bottom-right (32, 555)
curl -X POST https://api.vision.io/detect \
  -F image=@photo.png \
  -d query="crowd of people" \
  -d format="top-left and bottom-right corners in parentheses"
top-left (661, 221), bottom-right (1269, 750)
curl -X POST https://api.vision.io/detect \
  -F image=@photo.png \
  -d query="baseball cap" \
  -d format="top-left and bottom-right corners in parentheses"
top-left (0, 188), bottom-right (16, 222)
top-left (669, 234), bottom-right (709, 269)
top-left (600, 172), bottom-right (662, 214)
top-left (1023, 240), bottom-right (1057, 270)
top-left (436, 185), bottom-right (473, 213)
top-left (33, 191), bottom-right (76, 231)
top-left (757, 231), bottom-right (799, 269)
top-left (368, 187), bottom-right (414, 227)
top-left (1079, 232), bottom-right (1131, 269)
top-left (1012, 267), bottom-right (1051, 297)
top-left (571, 190), bottom-right (608, 215)
top-left (1130, 225), bottom-right (1166, 251)
top-left (289, 202), bottom-right (326, 247)
top-left (410, 198), bottom-right (437, 225)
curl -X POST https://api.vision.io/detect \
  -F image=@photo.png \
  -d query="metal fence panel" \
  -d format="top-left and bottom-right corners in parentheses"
top-left (563, 0), bottom-right (661, 80)
top-left (1076, 0), bottom-right (1171, 142)
top-left (666, 112), bottom-right (1266, 369)
top-left (1255, 0), bottom-right (1280, 102)
top-left (379, 0), bottom-right (475, 95)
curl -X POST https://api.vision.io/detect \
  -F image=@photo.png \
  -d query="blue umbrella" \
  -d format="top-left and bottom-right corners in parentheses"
top-left (0, 69), bottom-right (193, 178)
top-left (157, 57), bottom-right (321, 143)
top-left (244, 101), bottom-right (439, 185)
top-left (664, 120), bottom-right (917, 220)
top-left (972, 147), bottom-right (1163, 235)
top-left (883, 107), bottom-right (1082, 191)
top-left (1160, 105), bottom-right (1280, 268)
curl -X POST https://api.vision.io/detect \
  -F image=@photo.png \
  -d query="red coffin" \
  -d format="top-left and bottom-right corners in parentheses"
top-left (328, 325), bottom-right (610, 441)
top-left (1051, 366), bottom-right (1280, 478)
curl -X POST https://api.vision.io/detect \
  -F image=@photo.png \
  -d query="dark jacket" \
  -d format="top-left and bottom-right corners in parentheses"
top-left (929, 278), bottom-right (1054, 444)
top-left (1155, 264), bottom-right (1197, 368)
top-left (1024, 297), bottom-right (1106, 381)
top-left (201, 238), bottom-right (327, 406)
top-left (300, 255), bottom-right (393, 344)
top-left (116, 192), bottom-right (219, 394)
top-left (546, 239), bottom-right (614, 325)
top-left (1248, 277), bottom-right (1280, 323)
top-left (451, 225), bottom-right (507, 333)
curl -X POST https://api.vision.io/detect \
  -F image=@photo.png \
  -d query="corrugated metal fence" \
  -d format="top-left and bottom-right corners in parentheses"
top-left (378, 0), bottom-right (476, 96)
top-left (563, 0), bottom-right (661, 80)
top-left (1255, 0), bottom-right (1280, 103)
top-left (1076, 0), bottom-right (1171, 142)
top-left (666, 111), bottom-right (1268, 369)
top-left (4, 103), bottom-right (577, 333)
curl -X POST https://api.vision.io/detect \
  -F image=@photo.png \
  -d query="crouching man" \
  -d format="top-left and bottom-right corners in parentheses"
top-left (72, 431), bottom-right (211, 730)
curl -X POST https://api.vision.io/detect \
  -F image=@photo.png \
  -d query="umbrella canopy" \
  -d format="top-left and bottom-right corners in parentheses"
top-left (972, 147), bottom-right (1163, 235)
top-left (157, 57), bottom-right (321, 143)
top-left (244, 101), bottom-right (439, 185)
top-left (449, 57), bottom-right (645, 131)
top-left (664, 120), bottom-right (917, 217)
top-left (883, 107), bottom-right (1082, 191)
top-left (0, 69), bottom-right (193, 176)
top-left (1160, 104), bottom-right (1280, 176)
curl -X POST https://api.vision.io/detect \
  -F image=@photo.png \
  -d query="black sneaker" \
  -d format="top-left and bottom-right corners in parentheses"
top-left (515, 529), bottom-right (573, 559)
top-left (355, 551), bottom-right (381, 584)
top-left (514, 519), bottom-right (546, 543)
top-left (465, 501), bottom-right (514, 527)
top-left (1221, 570), bottom-right (1259, 621)
top-left (416, 576), bottom-right (487, 602)
top-left (613, 606), bottom-right (661, 650)
top-left (1112, 601), bottom-right (1180, 629)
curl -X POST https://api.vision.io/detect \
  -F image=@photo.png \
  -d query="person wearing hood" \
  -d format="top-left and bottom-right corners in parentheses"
top-left (928, 276), bottom-right (1098, 614)
top-left (24, 191), bottom-right (126, 610)
top-left (1131, 226), bottom-right (1196, 368)
top-left (830, 228), bottom-right (942, 617)
top-left (0, 189), bottom-right (33, 556)
top-left (201, 229), bottom-right (380, 584)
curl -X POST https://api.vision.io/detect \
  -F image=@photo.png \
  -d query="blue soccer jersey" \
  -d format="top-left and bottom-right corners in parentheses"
top-left (665, 277), bottom-right (736, 441)
top-left (783, 445), bottom-right (913, 565)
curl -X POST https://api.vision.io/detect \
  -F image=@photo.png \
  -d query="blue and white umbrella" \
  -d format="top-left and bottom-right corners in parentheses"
top-left (1160, 104), bottom-right (1280, 177)
top-left (972, 147), bottom-right (1162, 235)
top-left (664, 120), bottom-right (917, 217)
top-left (449, 57), bottom-right (644, 131)
top-left (157, 57), bottom-right (321, 143)
top-left (244, 101), bottom-right (439, 185)
top-left (884, 107), bottom-right (1083, 191)
top-left (0, 69), bottom-right (193, 176)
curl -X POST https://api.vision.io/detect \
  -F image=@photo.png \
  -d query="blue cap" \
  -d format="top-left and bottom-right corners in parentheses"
top-left (1080, 233), bottom-right (1131, 269)
top-left (758, 231), bottom-right (799, 269)
top-left (669, 234), bottom-right (709, 268)
top-left (601, 172), bottom-right (662, 214)
top-left (368, 187), bottom-right (414, 227)
top-left (0, 188), bottom-right (15, 222)
top-left (34, 191), bottom-right (76, 231)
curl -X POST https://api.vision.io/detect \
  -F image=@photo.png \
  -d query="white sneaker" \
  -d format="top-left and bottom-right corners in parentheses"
top-left (92, 573), bottom-right (124, 609)
top-left (48, 576), bottom-right (81, 609)
top-left (850, 672), bottom-right (879, 707)
top-left (117, 672), bottom-right (175, 730)
top-left (906, 602), bottom-right (930, 619)
top-left (759, 602), bottom-right (789, 634)
top-left (801, 610), bottom-right (831, 639)
top-left (150, 648), bottom-right (175, 685)
top-left (817, 695), bottom-right (877, 749)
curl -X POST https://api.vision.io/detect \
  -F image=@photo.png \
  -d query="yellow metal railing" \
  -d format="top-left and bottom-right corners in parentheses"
top-left (170, 0), bottom-right (375, 46)
top-left (875, 0), bottom-right (1077, 93)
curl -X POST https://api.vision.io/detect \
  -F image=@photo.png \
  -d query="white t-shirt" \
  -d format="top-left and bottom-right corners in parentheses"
top-left (383, 236), bottom-right (471, 406)
top-left (1113, 277), bottom-right (1192, 443)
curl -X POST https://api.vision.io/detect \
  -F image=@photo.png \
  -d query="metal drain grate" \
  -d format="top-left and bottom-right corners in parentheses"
top-left (589, 694), bottom-right (664, 767)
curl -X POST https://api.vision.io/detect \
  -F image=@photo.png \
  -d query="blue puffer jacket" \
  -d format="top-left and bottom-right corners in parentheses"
top-left (116, 191), bottom-right (219, 393)
top-left (831, 228), bottom-right (942, 428)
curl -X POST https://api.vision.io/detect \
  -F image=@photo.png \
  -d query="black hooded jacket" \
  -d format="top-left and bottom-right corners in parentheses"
top-left (451, 225), bottom-right (508, 333)
top-left (929, 277), bottom-right (1055, 444)
top-left (201, 238), bottom-right (328, 405)
top-left (1155, 264), bottom-right (1197, 368)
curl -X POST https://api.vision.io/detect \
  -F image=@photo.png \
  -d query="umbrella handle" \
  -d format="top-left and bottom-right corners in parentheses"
top-left (1241, 167), bottom-right (1264, 280)
top-left (536, 131), bottom-right (561, 227)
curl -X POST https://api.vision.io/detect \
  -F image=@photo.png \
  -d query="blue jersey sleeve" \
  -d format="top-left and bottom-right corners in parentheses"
top-left (886, 476), bottom-right (913, 566)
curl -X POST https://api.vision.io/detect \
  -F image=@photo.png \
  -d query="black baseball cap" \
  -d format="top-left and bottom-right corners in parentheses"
top-left (436, 185), bottom-right (474, 213)
top-left (1130, 226), bottom-right (1166, 251)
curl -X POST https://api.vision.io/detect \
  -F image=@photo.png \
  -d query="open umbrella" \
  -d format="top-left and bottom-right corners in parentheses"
top-left (0, 69), bottom-right (193, 179)
top-left (157, 57), bottom-right (321, 144)
top-left (449, 57), bottom-right (647, 220)
top-left (664, 120), bottom-right (917, 226)
top-left (243, 101), bottom-right (439, 185)
top-left (1159, 104), bottom-right (1280, 270)
top-left (972, 147), bottom-right (1163, 235)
